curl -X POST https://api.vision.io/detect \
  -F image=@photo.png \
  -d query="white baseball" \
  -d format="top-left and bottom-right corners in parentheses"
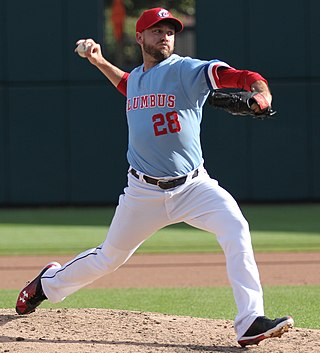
top-left (75, 41), bottom-right (91, 58)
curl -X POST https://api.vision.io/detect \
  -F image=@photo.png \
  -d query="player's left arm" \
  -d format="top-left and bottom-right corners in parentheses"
top-left (216, 66), bottom-right (272, 114)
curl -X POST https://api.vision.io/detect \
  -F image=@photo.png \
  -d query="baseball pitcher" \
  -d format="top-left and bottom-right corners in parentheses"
top-left (16, 7), bottom-right (293, 347)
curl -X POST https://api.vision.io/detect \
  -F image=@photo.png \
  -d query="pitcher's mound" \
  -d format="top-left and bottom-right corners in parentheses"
top-left (0, 308), bottom-right (318, 352)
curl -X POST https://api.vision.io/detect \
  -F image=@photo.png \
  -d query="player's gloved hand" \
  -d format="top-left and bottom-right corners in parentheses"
top-left (208, 90), bottom-right (276, 119)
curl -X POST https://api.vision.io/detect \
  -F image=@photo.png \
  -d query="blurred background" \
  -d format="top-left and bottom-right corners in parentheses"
top-left (0, 0), bottom-right (319, 206)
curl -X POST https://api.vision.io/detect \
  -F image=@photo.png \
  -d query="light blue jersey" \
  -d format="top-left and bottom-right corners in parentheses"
top-left (126, 54), bottom-right (229, 177)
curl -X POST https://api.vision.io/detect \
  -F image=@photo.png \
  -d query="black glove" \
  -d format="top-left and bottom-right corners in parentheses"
top-left (208, 90), bottom-right (276, 119)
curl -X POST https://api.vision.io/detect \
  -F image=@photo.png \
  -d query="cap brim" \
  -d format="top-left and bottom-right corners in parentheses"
top-left (143, 18), bottom-right (184, 33)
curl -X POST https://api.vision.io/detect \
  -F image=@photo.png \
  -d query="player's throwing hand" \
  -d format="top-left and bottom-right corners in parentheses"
top-left (75, 39), bottom-right (104, 66)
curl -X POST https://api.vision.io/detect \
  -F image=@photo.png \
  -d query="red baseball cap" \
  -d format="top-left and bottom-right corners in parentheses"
top-left (136, 8), bottom-right (184, 33)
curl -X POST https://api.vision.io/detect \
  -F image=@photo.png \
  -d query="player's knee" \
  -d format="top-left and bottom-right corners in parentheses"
top-left (238, 216), bottom-right (250, 234)
top-left (98, 241), bottom-right (133, 273)
top-left (226, 215), bottom-right (249, 235)
top-left (217, 215), bottom-right (251, 248)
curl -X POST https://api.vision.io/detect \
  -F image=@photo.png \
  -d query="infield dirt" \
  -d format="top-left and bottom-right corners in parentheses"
top-left (1, 252), bottom-right (319, 352)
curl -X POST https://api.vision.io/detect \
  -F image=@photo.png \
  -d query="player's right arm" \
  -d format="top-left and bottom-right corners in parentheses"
top-left (76, 39), bottom-right (129, 96)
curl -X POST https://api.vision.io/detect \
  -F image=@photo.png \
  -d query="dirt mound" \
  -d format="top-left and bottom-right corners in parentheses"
top-left (0, 308), bottom-right (318, 353)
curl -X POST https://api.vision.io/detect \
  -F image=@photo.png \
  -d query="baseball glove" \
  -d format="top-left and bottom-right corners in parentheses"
top-left (208, 90), bottom-right (276, 119)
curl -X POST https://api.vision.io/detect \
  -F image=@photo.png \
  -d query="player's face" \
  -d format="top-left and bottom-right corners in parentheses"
top-left (139, 22), bottom-right (175, 62)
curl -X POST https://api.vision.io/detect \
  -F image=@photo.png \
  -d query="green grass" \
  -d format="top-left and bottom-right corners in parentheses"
top-left (2, 286), bottom-right (319, 329)
top-left (0, 204), bottom-right (319, 255)
top-left (0, 205), bottom-right (319, 330)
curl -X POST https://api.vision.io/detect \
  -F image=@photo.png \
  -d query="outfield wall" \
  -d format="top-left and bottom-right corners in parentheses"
top-left (0, 0), bottom-right (319, 205)
top-left (197, 0), bottom-right (320, 201)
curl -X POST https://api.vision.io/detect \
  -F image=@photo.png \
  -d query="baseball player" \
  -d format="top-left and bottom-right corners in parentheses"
top-left (16, 8), bottom-right (294, 347)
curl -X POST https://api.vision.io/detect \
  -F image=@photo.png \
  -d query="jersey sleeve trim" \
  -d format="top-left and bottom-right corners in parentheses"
top-left (205, 61), bottom-right (231, 90)
top-left (217, 68), bottom-right (268, 91)
top-left (116, 72), bottom-right (129, 96)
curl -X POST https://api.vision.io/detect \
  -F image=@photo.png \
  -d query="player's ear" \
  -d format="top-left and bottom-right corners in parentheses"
top-left (136, 32), bottom-right (143, 45)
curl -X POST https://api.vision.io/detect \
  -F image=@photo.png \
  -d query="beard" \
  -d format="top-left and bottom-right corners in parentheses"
top-left (143, 42), bottom-right (174, 62)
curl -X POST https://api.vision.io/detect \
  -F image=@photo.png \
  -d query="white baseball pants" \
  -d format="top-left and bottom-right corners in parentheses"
top-left (42, 166), bottom-right (264, 339)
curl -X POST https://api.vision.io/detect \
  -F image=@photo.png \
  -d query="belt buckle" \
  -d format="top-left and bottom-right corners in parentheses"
top-left (156, 179), bottom-right (166, 187)
top-left (157, 178), bottom-right (177, 190)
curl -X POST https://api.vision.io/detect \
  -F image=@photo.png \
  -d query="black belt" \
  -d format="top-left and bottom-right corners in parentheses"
top-left (130, 168), bottom-right (199, 190)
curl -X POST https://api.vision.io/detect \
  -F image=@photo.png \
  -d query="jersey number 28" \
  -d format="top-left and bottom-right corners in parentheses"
top-left (152, 111), bottom-right (181, 136)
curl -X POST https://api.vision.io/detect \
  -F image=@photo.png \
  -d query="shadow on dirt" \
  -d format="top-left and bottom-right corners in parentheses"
top-left (0, 313), bottom-right (23, 327)
top-left (0, 336), bottom-right (243, 352)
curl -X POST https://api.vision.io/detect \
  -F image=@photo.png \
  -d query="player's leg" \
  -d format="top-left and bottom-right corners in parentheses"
top-left (172, 174), bottom-right (264, 339)
top-left (39, 174), bottom-right (171, 303)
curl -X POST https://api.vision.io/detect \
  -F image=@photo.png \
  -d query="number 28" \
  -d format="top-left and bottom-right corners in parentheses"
top-left (152, 111), bottom-right (181, 136)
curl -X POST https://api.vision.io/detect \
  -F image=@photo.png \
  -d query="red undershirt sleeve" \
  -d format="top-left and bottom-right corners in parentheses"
top-left (215, 66), bottom-right (268, 91)
top-left (116, 72), bottom-right (129, 97)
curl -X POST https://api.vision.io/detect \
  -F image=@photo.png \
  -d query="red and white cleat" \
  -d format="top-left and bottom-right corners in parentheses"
top-left (16, 262), bottom-right (61, 315)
